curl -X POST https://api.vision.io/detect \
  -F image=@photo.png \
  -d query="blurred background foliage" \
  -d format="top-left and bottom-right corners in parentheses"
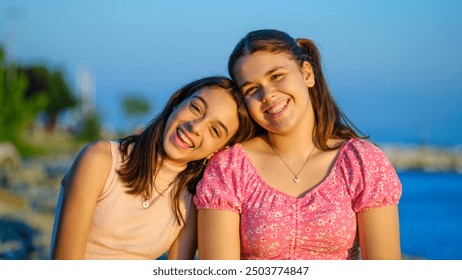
top-left (121, 94), bottom-right (152, 134)
top-left (122, 94), bottom-right (151, 118)
top-left (0, 46), bottom-right (51, 155)
top-left (0, 42), bottom-right (154, 259)
top-left (19, 64), bottom-right (76, 133)
top-left (0, 45), bottom-right (152, 157)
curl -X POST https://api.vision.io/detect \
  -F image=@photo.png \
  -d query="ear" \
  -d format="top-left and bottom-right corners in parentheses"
top-left (205, 145), bottom-right (229, 162)
top-left (301, 61), bottom-right (315, 88)
top-left (202, 151), bottom-right (217, 166)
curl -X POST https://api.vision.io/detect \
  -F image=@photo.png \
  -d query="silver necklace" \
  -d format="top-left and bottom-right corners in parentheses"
top-left (142, 194), bottom-right (151, 209)
top-left (268, 140), bottom-right (316, 183)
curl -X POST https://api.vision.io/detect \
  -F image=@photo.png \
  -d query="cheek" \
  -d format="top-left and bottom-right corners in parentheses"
top-left (244, 97), bottom-right (260, 113)
top-left (166, 107), bottom-right (182, 124)
top-left (164, 115), bottom-right (175, 135)
top-left (200, 139), bottom-right (222, 157)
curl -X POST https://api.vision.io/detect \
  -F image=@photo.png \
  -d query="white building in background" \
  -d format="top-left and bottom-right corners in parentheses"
top-left (74, 63), bottom-right (116, 138)
top-left (76, 64), bottom-right (96, 115)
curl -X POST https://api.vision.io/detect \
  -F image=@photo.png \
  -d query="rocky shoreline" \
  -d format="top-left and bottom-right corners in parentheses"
top-left (381, 144), bottom-right (462, 173)
top-left (1, 141), bottom-right (461, 259)
top-left (0, 143), bottom-right (73, 259)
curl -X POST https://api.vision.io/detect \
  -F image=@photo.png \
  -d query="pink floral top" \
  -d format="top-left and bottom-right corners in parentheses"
top-left (194, 139), bottom-right (402, 260)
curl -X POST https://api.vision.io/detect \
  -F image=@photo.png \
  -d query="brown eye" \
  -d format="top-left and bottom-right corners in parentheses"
top-left (211, 126), bottom-right (221, 137)
top-left (244, 86), bottom-right (258, 96)
top-left (271, 73), bottom-right (283, 81)
top-left (190, 102), bottom-right (202, 114)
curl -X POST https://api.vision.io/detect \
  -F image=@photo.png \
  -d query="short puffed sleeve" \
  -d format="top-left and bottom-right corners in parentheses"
top-left (339, 139), bottom-right (402, 212)
top-left (194, 144), bottom-right (249, 213)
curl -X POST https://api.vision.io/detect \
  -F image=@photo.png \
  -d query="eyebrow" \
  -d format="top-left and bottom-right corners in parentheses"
top-left (238, 65), bottom-right (287, 91)
top-left (195, 96), bottom-right (229, 137)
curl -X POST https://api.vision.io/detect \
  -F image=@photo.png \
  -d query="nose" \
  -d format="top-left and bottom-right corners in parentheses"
top-left (260, 85), bottom-right (275, 103)
top-left (186, 118), bottom-right (205, 135)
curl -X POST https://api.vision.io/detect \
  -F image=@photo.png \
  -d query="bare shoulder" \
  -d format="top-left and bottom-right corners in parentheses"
top-left (240, 136), bottom-right (273, 164)
top-left (327, 138), bottom-right (348, 150)
top-left (241, 136), bottom-right (268, 152)
top-left (63, 141), bottom-right (113, 187)
top-left (75, 141), bottom-right (112, 168)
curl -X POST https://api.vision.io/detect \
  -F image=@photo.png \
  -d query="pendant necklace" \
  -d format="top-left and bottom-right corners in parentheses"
top-left (268, 140), bottom-right (316, 184)
top-left (142, 194), bottom-right (151, 209)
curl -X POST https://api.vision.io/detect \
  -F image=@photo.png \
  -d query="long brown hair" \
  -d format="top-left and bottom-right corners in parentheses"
top-left (228, 29), bottom-right (367, 150)
top-left (117, 76), bottom-right (255, 225)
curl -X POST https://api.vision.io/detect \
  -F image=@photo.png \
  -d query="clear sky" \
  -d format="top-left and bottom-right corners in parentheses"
top-left (1, 0), bottom-right (461, 146)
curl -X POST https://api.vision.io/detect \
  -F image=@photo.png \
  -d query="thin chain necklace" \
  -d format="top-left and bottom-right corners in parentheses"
top-left (142, 194), bottom-right (151, 209)
top-left (268, 140), bottom-right (316, 184)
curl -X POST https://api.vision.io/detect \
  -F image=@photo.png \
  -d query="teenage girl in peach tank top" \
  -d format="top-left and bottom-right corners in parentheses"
top-left (50, 76), bottom-right (255, 259)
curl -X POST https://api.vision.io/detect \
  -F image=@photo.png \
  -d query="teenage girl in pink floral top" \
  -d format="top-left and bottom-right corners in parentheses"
top-left (194, 29), bottom-right (402, 260)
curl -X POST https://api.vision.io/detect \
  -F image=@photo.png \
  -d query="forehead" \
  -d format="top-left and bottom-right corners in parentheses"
top-left (196, 86), bottom-right (237, 112)
top-left (234, 52), bottom-right (295, 82)
top-left (192, 86), bottom-right (234, 105)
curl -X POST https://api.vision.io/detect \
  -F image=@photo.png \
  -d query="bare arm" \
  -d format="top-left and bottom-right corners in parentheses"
top-left (197, 209), bottom-right (240, 260)
top-left (51, 141), bottom-right (112, 259)
top-left (168, 202), bottom-right (198, 260)
top-left (357, 204), bottom-right (402, 259)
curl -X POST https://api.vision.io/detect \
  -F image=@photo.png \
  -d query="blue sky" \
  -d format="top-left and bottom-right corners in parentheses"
top-left (1, 0), bottom-right (461, 146)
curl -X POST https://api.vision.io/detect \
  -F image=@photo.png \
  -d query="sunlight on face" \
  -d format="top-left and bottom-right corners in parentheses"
top-left (233, 52), bottom-right (314, 134)
top-left (163, 86), bottom-right (239, 166)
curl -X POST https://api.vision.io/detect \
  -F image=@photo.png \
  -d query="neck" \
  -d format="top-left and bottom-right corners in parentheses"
top-left (156, 160), bottom-right (187, 183)
top-left (267, 102), bottom-right (315, 154)
top-left (266, 130), bottom-right (314, 156)
top-left (162, 157), bottom-right (188, 168)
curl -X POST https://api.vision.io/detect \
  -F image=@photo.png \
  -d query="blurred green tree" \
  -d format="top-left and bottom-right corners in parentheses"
top-left (122, 94), bottom-right (151, 117)
top-left (19, 65), bottom-right (77, 132)
top-left (121, 94), bottom-right (151, 133)
top-left (0, 46), bottom-right (49, 155)
top-left (75, 111), bottom-right (102, 142)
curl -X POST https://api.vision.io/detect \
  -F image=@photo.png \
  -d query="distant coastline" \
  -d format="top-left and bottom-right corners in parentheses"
top-left (380, 143), bottom-right (462, 173)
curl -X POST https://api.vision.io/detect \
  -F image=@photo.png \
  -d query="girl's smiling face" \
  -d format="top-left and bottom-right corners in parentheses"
top-left (163, 86), bottom-right (239, 166)
top-left (233, 51), bottom-right (315, 135)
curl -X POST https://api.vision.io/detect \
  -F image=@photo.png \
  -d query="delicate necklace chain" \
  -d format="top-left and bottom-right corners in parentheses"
top-left (142, 194), bottom-right (151, 209)
top-left (268, 140), bottom-right (316, 184)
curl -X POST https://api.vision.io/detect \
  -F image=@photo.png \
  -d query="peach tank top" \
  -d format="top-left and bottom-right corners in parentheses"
top-left (55, 141), bottom-right (191, 259)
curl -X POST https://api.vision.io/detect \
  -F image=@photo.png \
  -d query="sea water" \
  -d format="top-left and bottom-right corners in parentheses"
top-left (398, 170), bottom-right (462, 260)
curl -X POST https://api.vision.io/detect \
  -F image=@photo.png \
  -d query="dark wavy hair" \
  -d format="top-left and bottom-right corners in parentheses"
top-left (117, 76), bottom-right (255, 225)
top-left (228, 29), bottom-right (367, 150)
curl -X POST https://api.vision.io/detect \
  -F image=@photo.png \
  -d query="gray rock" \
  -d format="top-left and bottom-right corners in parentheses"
top-left (0, 218), bottom-right (36, 260)
top-left (0, 142), bottom-right (21, 189)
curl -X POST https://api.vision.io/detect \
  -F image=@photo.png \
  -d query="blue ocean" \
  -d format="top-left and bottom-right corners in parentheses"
top-left (398, 171), bottom-right (462, 260)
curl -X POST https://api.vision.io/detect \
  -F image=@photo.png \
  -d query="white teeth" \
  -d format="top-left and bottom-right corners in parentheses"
top-left (177, 129), bottom-right (194, 148)
top-left (266, 100), bottom-right (287, 114)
